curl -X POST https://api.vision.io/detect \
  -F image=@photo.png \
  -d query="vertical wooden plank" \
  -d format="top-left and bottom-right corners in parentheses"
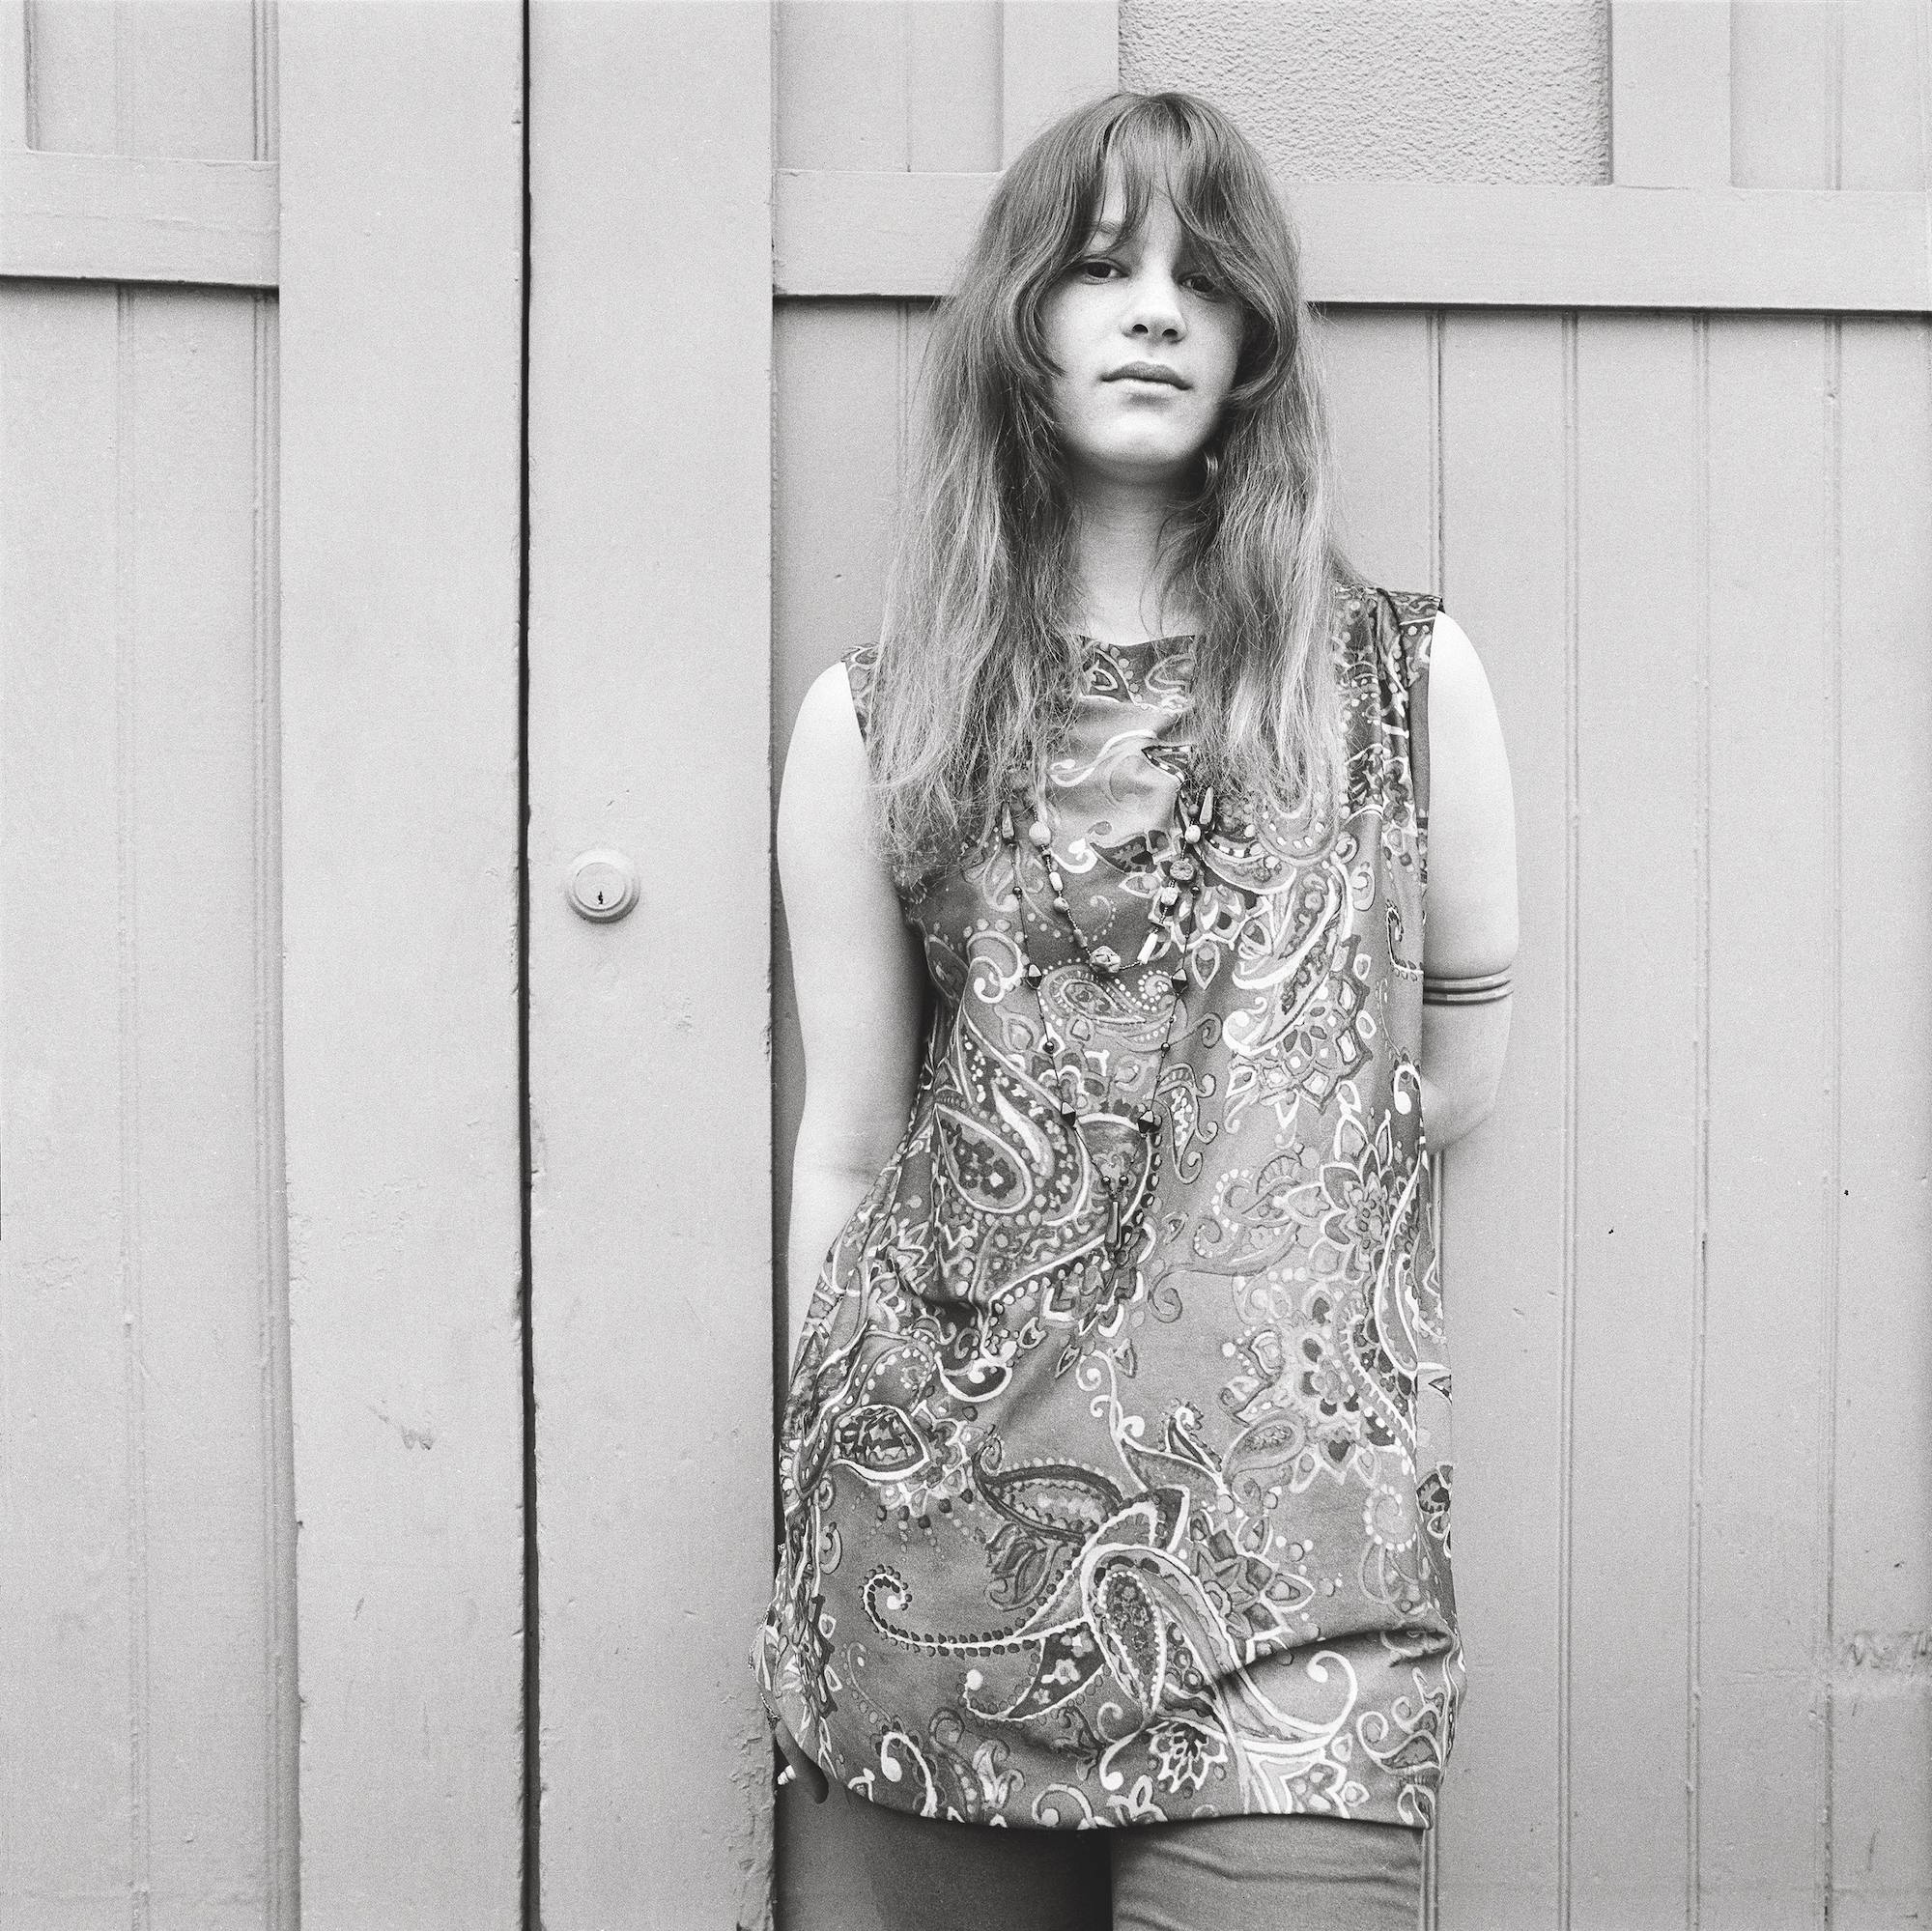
top-left (0, 281), bottom-right (135, 1931)
top-left (1, 276), bottom-right (297, 1931)
top-left (528, 4), bottom-right (774, 1926)
top-left (1610, 0), bottom-right (1731, 185)
top-left (1831, 315), bottom-right (1932, 1931)
top-left (1731, 0), bottom-right (1839, 188)
top-left (1000, 0), bottom-right (1117, 163)
top-left (909, 1), bottom-right (1002, 172)
top-left (1566, 312), bottom-right (1702, 1931)
top-left (776, 0), bottom-right (909, 170)
top-left (120, 0), bottom-right (261, 159)
top-left (770, 298), bottom-right (907, 1931)
top-left (280, 4), bottom-right (526, 1925)
top-left (1434, 308), bottom-right (1571, 1931)
top-left (17, 0), bottom-right (273, 160)
top-left (1839, 0), bottom-right (1931, 189)
top-left (18, 0), bottom-right (117, 152)
top-left (251, 280), bottom-right (297, 1931)
top-left (1318, 306), bottom-right (1437, 593)
top-left (1321, 302), bottom-right (1441, 1927)
top-left (776, 0), bottom-right (999, 176)
top-left (769, 298), bottom-right (905, 1330)
top-left (0, 0), bottom-right (27, 145)
top-left (121, 284), bottom-right (292, 1931)
top-left (1695, 315), bottom-right (1834, 1930)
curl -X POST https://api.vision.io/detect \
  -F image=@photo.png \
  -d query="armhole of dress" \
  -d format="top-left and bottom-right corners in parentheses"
top-left (841, 644), bottom-right (879, 750)
top-left (1408, 604), bottom-right (1436, 841)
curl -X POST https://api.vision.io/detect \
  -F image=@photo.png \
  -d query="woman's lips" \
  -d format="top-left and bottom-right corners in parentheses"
top-left (1103, 362), bottom-right (1190, 389)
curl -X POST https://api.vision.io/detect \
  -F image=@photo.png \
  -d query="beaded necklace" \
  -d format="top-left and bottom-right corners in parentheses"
top-left (996, 776), bottom-right (1217, 1292)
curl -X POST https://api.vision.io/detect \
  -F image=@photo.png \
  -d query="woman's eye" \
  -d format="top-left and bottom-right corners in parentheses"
top-left (1181, 270), bottom-right (1223, 297)
top-left (1075, 257), bottom-right (1122, 281)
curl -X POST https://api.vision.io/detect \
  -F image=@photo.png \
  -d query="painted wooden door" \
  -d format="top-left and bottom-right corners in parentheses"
top-left (13, 6), bottom-right (1923, 1930)
top-left (526, 6), bottom-right (774, 1929)
top-left (2, 4), bottom-right (526, 1925)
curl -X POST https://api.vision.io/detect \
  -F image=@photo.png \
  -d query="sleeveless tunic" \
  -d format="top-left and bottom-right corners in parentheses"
top-left (753, 585), bottom-right (1460, 1832)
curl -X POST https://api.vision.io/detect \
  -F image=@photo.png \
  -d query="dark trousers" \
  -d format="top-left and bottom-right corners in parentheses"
top-left (837, 1781), bottom-right (1426, 1931)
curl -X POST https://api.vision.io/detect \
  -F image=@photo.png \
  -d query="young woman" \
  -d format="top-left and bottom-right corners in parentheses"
top-left (753, 90), bottom-right (1517, 1931)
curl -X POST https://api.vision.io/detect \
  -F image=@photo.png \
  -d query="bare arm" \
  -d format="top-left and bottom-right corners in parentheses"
top-left (779, 661), bottom-right (927, 1362)
top-left (1418, 611), bottom-right (1520, 1150)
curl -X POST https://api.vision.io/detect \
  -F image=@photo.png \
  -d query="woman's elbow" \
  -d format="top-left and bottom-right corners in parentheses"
top-left (1419, 1001), bottom-right (1513, 1151)
top-left (1423, 1066), bottom-right (1505, 1151)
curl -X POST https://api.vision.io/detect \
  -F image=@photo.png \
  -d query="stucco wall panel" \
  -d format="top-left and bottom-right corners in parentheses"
top-left (1122, 0), bottom-right (1609, 183)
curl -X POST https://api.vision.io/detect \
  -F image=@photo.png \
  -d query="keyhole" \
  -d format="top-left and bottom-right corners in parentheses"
top-left (567, 850), bottom-right (639, 923)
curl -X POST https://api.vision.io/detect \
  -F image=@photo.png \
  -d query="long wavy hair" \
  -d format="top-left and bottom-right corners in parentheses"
top-left (864, 89), bottom-right (1351, 884)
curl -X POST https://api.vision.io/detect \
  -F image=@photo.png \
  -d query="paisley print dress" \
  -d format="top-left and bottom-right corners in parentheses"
top-left (753, 585), bottom-right (1459, 1832)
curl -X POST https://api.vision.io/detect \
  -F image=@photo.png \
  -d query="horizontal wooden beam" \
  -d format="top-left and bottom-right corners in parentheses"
top-left (775, 171), bottom-right (1932, 312)
top-left (1, 150), bottom-right (278, 286)
top-left (13, 151), bottom-right (1923, 310)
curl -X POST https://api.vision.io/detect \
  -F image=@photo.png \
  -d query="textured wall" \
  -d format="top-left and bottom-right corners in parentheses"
top-left (1122, 0), bottom-right (1610, 183)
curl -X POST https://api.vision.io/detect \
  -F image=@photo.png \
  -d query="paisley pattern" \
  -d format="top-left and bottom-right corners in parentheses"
top-left (753, 585), bottom-right (1459, 1833)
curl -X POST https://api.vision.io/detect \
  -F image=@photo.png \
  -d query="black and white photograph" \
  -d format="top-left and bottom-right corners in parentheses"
top-left (1, 1), bottom-right (1926, 1927)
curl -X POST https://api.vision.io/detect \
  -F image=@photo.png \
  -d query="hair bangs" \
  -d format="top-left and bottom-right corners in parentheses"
top-left (862, 90), bottom-right (1350, 886)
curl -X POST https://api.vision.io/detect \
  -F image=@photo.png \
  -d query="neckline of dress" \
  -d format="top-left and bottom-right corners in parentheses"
top-left (1076, 632), bottom-right (1198, 652)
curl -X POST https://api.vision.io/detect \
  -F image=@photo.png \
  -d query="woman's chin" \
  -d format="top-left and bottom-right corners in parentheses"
top-left (1067, 440), bottom-right (1208, 494)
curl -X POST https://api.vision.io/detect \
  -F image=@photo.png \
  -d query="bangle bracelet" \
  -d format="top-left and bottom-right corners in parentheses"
top-left (1423, 969), bottom-right (1514, 1008)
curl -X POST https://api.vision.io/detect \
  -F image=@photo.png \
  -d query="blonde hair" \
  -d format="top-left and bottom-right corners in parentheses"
top-left (866, 90), bottom-right (1350, 883)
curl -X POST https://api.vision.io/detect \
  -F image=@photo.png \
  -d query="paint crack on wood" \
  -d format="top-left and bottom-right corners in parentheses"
top-left (366, 1402), bottom-right (437, 1451)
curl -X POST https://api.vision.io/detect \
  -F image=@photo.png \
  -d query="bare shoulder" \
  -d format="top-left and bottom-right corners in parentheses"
top-left (1425, 609), bottom-right (1492, 710)
top-left (787, 657), bottom-right (866, 779)
top-left (1423, 609), bottom-right (1508, 773)
top-left (779, 655), bottom-right (891, 915)
top-left (1421, 608), bottom-right (1519, 973)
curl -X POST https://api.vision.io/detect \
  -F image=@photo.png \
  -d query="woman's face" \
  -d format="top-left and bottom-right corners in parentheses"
top-left (1038, 179), bottom-right (1243, 493)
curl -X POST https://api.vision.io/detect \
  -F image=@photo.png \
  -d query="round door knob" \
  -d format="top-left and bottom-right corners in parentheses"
top-left (567, 849), bottom-right (639, 923)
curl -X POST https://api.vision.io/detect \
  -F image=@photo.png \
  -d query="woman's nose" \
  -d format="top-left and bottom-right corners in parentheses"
top-left (1123, 273), bottom-right (1185, 343)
